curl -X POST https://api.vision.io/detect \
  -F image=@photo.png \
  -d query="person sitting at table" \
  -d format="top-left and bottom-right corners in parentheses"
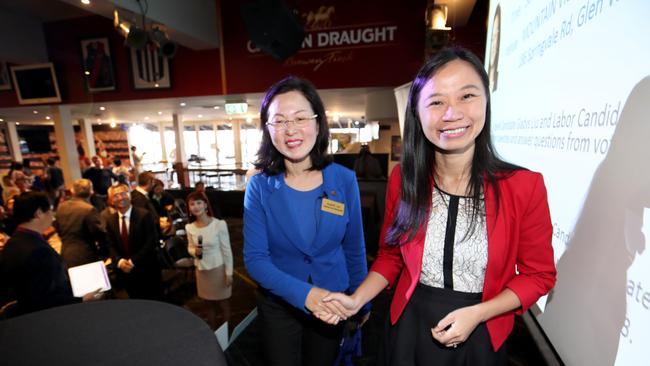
top-left (1, 192), bottom-right (102, 316)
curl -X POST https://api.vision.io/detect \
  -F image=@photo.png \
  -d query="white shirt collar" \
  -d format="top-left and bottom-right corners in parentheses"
top-left (118, 206), bottom-right (133, 219)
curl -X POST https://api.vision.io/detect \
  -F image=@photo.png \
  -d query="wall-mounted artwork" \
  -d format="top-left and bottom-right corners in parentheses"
top-left (81, 38), bottom-right (116, 92)
top-left (129, 46), bottom-right (171, 90)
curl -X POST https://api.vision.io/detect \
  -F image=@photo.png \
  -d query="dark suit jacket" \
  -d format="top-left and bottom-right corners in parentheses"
top-left (131, 189), bottom-right (159, 222)
top-left (0, 228), bottom-right (80, 315)
top-left (101, 206), bottom-right (160, 277)
top-left (55, 198), bottom-right (108, 268)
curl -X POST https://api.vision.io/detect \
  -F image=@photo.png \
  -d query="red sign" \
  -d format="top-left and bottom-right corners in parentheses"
top-left (221, 0), bottom-right (426, 93)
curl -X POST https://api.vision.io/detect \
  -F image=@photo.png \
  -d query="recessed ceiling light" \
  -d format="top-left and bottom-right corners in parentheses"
top-left (45, 116), bottom-right (51, 120)
top-left (81, 0), bottom-right (90, 5)
top-left (154, 83), bottom-right (160, 88)
top-left (84, 71), bottom-right (90, 76)
top-left (157, 111), bottom-right (163, 115)
top-left (16, 122), bottom-right (20, 125)
top-left (246, 117), bottom-right (253, 123)
top-left (325, 110), bottom-right (330, 114)
top-left (96, 118), bottom-right (101, 122)
top-left (198, 114), bottom-right (203, 118)
top-left (0, 118), bottom-right (4, 122)
top-left (213, 106), bottom-right (220, 110)
top-left (144, 116), bottom-right (150, 120)
top-left (180, 102), bottom-right (186, 107)
top-left (99, 106), bottom-right (106, 111)
top-left (33, 110), bottom-right (38, 114)
top-left (110, 120), bottom-right (116, 128)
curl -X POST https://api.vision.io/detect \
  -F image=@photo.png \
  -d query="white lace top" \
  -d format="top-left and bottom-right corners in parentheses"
top-left (419, 188), bottom-right (488, 293)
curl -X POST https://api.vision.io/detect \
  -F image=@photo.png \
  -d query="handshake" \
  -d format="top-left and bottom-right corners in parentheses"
top-left (305, 287), bottom-right (367, 326)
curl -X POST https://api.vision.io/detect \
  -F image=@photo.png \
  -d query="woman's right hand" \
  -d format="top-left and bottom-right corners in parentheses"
top-left (321, 292), bottom-right (362, 319)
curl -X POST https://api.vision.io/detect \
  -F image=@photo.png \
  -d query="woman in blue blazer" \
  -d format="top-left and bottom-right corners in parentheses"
top-left (244, 76), bottom-right (368, 366)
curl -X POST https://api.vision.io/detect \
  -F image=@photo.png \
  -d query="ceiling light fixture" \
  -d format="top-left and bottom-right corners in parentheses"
top-left (99, 106), bottom-right (106, 111)
top-left (180, 102), bottom-right (186, 107)
top-left (45, 116), bottom-right (51, 120)
top-left (81, 0), bottom-right (91, 5)
top-left (33, 110), bottom-right (38, 114)
top-left (114, 3), bottom-right (177, 58)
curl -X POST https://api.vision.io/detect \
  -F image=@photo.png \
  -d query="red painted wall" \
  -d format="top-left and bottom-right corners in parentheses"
top-left (0, 1), bottom-right (488, 108)
top-left (0, 15), bottom-right (222, 108)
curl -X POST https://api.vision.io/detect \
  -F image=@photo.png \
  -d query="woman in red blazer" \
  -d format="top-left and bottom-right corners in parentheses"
top-left (319, 47), bottom-right (556, 365)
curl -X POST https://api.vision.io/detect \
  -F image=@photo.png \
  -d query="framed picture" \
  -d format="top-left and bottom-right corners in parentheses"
top-left (391, 135), bottom-right (402, 161)
top-left (80, 38), bottom-right (116, 92)
top-left (129, 46), bottom-right (171, 89)
top-left (0, 60), bottom-right (11, 91)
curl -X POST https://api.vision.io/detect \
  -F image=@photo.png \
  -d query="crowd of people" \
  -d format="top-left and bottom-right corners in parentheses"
top-left (0, 164), bottom-right (234, 330)
top-left (0, 47), bottom-right (555, 366)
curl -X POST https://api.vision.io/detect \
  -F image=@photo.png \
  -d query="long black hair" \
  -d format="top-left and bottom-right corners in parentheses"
top-left (385, 47), bottom-right (521, 246)
top-left (254, 76), bottom-right (332, 175)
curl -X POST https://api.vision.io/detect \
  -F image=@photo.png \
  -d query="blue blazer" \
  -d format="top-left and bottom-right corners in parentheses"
top-left (244, 163), bottom-right (368, 312)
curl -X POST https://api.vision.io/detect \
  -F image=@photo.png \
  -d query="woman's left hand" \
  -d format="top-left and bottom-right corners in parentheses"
top-left (430, 305), bottom-right (483, 348)
top-left (225, 274), bottom-right (233, 287)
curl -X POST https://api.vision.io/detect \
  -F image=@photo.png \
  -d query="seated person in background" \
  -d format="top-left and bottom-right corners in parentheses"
top-left (0, 192), bottom-right (101, 316)
top-left (55, 179), bottom-right (109, 268)
top-left (353, 145), bottom-right (383, 179)
top-left (2, 175), bottom-right (19, 204)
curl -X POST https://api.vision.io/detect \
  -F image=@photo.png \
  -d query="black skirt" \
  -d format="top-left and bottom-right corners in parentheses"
top-left (380, 283), bottom-right (507, 366)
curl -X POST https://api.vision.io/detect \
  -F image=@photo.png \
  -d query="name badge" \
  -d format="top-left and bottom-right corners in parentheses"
top-left (321, 198), bottom-right (345, 216)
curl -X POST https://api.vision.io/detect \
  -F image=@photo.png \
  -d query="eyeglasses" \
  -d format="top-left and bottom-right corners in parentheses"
top-left (266, 114), bottom-right (318, 130)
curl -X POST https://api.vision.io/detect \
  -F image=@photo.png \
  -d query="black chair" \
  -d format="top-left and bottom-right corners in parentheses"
top-left (0, 299), bottom-right (227, 366)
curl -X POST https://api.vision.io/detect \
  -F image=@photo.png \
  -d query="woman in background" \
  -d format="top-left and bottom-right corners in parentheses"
top-left (185, 191), bottom-right (233, 329)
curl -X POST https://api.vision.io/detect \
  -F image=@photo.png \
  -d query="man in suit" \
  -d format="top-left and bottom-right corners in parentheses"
top-left (131, 172), bottom-right (159, 218)
top-left (102, 183), bottom-right (162, 300)
top-left (55, 179), bottom-right (108, 268)
top-left (0, 192), bottom-right (100, 315)
top-left (131, 171), bottom-right (167, 238)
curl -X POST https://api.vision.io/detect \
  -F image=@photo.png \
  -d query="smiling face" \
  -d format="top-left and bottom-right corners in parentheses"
top-left (110, 186), bottom-right (131, 212)
top-left (266, 91), bottom-right (319, 166)
top-left (417, 59), bottom-right (487, 158)
top-left (188, 198), bottom-right (209, 218)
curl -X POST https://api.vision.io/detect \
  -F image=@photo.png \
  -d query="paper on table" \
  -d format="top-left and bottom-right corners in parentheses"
top-left (68, 260), bottom-right (111, 297)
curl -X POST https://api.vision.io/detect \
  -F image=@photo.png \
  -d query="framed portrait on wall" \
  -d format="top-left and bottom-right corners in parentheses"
top-left (129, 46), bottom-right (171, 90)
top-left (80, 38), bottom-right (116, 92)
top-left (0, 61), bottom-right (12, 91)
top-left (391, 135), bottom-right (402, 161)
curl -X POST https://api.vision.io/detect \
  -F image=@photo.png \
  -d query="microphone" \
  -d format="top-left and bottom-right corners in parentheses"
top-left (197, 235), bottom-right (203, 260)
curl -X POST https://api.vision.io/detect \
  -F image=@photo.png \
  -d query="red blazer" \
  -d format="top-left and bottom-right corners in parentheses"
top-left (370, 165), bottom-right (556, 351)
